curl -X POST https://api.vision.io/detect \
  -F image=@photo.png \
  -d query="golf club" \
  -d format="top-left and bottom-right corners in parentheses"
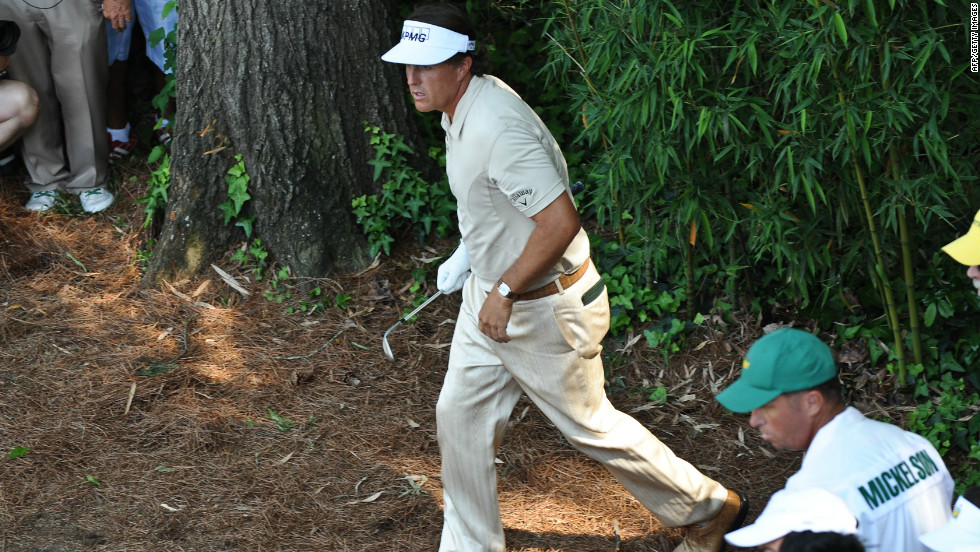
top-left (383, 289), bottom-right (444, 362)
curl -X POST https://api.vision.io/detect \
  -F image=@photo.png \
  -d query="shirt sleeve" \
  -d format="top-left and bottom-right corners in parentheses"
top-left (487, 122), bottom-right (566, 218)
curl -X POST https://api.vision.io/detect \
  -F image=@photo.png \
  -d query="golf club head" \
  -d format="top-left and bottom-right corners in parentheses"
top-left (382, 289), bottom-right (444, 363)
top-left (382, 322), bottom-right (400, 362)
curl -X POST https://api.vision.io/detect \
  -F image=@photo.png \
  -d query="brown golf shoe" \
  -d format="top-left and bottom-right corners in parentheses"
top-left (673, 489), bottom-right (749, 552)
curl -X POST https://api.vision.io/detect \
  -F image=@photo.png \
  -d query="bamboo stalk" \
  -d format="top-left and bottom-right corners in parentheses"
top-left (879, 37), bottom-right (923, 367)
top-left (853, 158), bottom-right (907, 381)
top-left (819, 4), bottom-right (906, 381)
top-left (897, 207), bottom-right (922, 364)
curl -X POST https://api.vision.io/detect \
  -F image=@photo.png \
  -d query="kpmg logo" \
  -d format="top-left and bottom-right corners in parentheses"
top-left (401, 24), bottom-right (430, 44)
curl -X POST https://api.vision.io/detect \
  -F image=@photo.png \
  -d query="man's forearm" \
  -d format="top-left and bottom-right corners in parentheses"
top-left (497, 192), bottom-right (582, 294)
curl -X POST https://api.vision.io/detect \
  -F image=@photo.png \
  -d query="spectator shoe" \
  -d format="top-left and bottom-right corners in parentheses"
top-left (79, 187), bottom-right (114, 213)
top-left (108, 133), bottom-right (138, 162)
top-left (25, 190), bottom-right (57, 212)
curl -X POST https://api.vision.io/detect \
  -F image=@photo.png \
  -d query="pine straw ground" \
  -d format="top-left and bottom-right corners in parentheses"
top-left (0, 165), bottom-right (958, 552)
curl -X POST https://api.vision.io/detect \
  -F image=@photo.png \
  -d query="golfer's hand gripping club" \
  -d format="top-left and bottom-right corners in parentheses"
top-left (437, 243), bottom-right (471, 294)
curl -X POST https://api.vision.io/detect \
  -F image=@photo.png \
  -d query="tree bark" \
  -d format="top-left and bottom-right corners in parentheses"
top-left (143, 0), bottom-right (422, 285)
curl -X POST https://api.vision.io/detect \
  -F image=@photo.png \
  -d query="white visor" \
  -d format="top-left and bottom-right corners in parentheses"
top-left (725, 487), bottom-right (858, 548)
top-left (919, 495), bottom-right (980, 552)
top-left (381, 20), bottom-right (475, 65)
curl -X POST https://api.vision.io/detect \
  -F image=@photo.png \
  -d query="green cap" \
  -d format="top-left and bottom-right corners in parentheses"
top-left (715, 328), bottom-right (837, 413)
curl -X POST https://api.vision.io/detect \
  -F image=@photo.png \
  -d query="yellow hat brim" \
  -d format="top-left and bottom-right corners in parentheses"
top-left (942, 210), bottom-right (980, 265)
top-left (942, 234), bottom-right (980, 265)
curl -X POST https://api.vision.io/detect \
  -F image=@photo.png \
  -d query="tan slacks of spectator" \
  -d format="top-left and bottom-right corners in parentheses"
top-left (1, 0), bottom-right (108, 193)
top-left (436, 264), bottom-right (729, 552)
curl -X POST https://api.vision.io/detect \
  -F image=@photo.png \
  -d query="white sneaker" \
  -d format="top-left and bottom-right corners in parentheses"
top-left (25, 190), bottom-right (58, 211)
top-left (79, 187), bottom-right (114, 213)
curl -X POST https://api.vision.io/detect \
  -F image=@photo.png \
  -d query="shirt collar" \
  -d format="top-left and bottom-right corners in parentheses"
top-left (442, 75), bottom-right (486, 138)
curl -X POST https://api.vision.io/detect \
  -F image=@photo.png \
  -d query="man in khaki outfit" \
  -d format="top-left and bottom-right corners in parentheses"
top-left (0, 0), bottom-right (130, 213)
top-left (381, 4), bottom-right (747, 551)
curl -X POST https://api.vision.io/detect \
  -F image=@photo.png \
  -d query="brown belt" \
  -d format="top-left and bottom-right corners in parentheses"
top-left (515, 258), bottom-right (591, 301)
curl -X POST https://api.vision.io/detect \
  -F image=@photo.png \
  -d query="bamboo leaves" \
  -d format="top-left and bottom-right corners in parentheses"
top-left (540, 0), bottom-right (976, 346)
top-left (833, 12), bottom-right (849, 46)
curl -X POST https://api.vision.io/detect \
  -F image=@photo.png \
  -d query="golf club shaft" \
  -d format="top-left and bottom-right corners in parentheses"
top-left (398, 289), bottom-right (444, 323)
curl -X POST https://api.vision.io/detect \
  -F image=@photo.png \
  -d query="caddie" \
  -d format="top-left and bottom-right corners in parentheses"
top-left (715, 328), bottom-right (954, 552)
top-left (382, 4), bottom-right (747, 551)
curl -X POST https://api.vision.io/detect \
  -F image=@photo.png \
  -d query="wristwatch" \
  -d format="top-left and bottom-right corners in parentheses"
top-left (497, 281), bottom-right (518, 300)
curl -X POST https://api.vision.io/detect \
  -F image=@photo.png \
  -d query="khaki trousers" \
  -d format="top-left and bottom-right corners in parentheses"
top-left (436, 263), bottom-right (728, 552)
top-left (2, 0), bottom-right (108, 193)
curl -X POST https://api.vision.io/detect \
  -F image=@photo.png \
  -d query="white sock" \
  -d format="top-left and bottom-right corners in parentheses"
top-left (108, 122), bottom-right (131, 143)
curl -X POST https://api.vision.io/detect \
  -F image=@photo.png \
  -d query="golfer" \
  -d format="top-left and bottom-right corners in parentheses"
top-left (382, 4), bottom-right (746, 551)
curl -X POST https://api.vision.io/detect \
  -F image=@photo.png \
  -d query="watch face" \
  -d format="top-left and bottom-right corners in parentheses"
top-left (498, 282), bottom-right (513, 297)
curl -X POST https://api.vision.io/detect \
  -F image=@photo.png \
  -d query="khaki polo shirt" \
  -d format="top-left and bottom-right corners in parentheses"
top-left (442, 75), bottom-right (590, 292)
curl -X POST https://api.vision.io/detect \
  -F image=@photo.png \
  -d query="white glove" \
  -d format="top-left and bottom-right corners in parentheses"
top-left (437, 243), bottom-right (471, 294)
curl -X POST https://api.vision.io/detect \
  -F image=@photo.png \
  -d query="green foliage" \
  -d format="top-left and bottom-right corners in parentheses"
top-left (219, 154), bottom-right (255, 238)
top-left (263, 266), bottom-right (292, 304)
top-left (543, 0), bottom-right (975, 316)
top-left (135, 146), bottom-right (170, 228)
top-left (228, 238), bottom-right (269, 284)
top-left (352, 124), bottom-right (456, 257)
top-left (907, 372), bottom-right (980, 492)
top-left (9, 446), bottom-right (28, 459)
top-left (248, 239), bottom-right (268, 274)
top-left (148, 0), bottom-right (177, 117)
top-left (65, 252), bottom-right (87, 272)
top-left (646, 385), bottom-right (668, 404)
top-left (644, 313), bottom-right (706, 360)
top-left (900, 258), bottom-right (980, 491)
top-left (135, 361), bottom-right (177, 377)
top-left (334, 291), bottom-right (352, 311)
top-left (137, 0), bottom-right (176, 225)
top-left (267, 408), bottom-right (294, 432)
top-left (227, 251), bottom-right (354, 315)
top-left (293, 286), bottom-right (349, 314)
top-left (465, 2), bottom-right (589, 168)
top-left (536, 0), bottom-right (977, 485)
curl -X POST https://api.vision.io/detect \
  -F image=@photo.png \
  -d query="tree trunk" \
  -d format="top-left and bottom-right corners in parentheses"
top-left (143, 0), bottom-right (422, 285)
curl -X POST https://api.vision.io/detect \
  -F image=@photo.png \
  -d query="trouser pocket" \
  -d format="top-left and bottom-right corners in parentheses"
top-left (552, 278), bottom-right (609, 359)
